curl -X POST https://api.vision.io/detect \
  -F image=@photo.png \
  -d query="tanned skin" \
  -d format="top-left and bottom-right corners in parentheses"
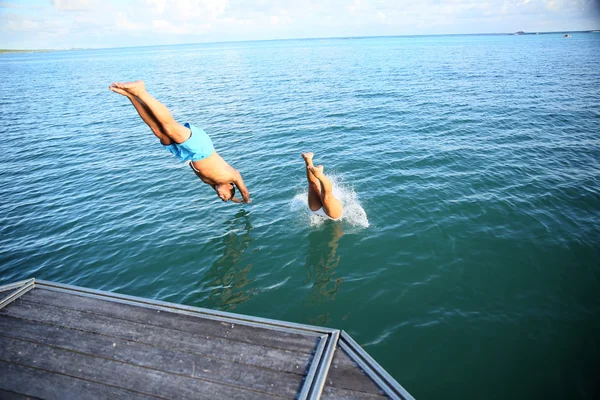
top-left (301, 152), bottom-right (343, 219)
top-left (109, 80), bottom-right (250, 203)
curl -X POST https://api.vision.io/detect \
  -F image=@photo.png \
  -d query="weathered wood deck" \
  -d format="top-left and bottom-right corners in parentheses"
top-left (0, 279), bottom-right (413, 400)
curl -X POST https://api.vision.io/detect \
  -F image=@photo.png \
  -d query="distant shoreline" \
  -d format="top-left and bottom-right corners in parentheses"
top-left (0, 49), bottom-right (54, 54)
top-left (0, 48), bottom-right (85, 54)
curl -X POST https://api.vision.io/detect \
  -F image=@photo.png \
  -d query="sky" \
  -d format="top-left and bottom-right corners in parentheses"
top-left (1, 0), bottom-right (599, 49)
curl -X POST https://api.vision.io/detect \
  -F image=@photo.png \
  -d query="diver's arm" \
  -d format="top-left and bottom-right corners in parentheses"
top-left (232, 171), bottom-right (251, 203)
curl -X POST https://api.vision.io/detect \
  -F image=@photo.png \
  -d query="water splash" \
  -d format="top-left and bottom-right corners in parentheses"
top-left (290, 175), bottom-right (369, 228)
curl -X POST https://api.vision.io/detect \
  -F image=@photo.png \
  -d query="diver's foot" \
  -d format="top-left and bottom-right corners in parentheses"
top-left (109, 85), bottom-right (132, 97)
top-left (308, 165), bottom-right (325, 179)
top-left (110, 80), bottom-right (146, 97)
top-left (301, 152), bottom-right (314, 166)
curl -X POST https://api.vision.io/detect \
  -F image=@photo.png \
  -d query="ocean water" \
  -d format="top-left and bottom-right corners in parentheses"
top-left (1, 33), bottom-right (599, 399)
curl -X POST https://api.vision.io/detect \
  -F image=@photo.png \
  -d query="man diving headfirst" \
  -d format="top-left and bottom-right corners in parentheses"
top-left (301, 152), bottom-right (344, 220)
top-left (109, 80), bottom-right (250, 203)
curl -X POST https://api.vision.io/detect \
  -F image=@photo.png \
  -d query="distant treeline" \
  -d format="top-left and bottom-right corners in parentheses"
top-left (0, 49), bottom-right (53, 54)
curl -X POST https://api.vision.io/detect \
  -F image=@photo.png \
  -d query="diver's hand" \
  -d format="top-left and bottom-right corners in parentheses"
top-left (240, 190), bottom-right (251, 203)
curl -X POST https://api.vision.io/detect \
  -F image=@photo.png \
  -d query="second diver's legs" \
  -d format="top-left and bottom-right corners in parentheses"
top-left (110, 80), bottom-right (191, 144)
top-left (302, 152), bottom-right (323, 211)
top-left (308, 165), bottom-right (344, 219)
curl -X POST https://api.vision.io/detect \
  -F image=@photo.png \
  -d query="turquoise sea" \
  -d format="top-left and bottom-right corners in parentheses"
top-left (1, 33), bottom-right (599, 399)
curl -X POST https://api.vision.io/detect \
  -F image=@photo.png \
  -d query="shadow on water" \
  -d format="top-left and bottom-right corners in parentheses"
top-left (304, 222), bottom-right (345, 326)
top-left (200, 209), bottom-right (258, 312)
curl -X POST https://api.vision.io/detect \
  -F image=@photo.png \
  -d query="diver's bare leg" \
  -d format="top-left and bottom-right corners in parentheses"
top-left (309, 165), bottom-right (344, 219)
top-left (302, 152), bottom-right (323, 211)
top-left (111, 80), bottom-right (191, 144)
top-left (110, 86), bottom-right (172, 145)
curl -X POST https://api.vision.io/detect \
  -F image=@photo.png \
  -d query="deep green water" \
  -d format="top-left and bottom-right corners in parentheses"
top-left (1, 34), bottom-right (599, 399)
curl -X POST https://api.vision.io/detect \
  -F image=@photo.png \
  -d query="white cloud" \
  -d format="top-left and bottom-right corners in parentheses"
top-left (0, 2), bottom-right (22, 8)
top-left (1, 0), bottom-right (599, 49)
top-left (145, 0), bottom-right (167, 15)
top-left (220, 16), bottom-right (254, 25)
top-left (545, 0), bottom-right (560, 11)
top-left (347, 0), bottom-right (360, 13)
top-left (154, 0), bottom-right (229, 20)
top-left (115, 11), bottom-right (141, 31)
top-left (151, 18), bottom-right (211, 34)
top-left (50, 0), bottom-right (89, 11)
top-left (4, 17), bottom-right (41, 30)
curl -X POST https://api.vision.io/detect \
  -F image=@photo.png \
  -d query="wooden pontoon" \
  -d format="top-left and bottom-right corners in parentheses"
top-left (0, 279), bottom-right (414, 399)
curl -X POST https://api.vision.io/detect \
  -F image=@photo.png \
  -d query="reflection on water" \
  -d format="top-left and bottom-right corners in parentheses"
top-left (304, 223), bottom-right (344, 326)
top-left (201, 210), bottom-right (257, 311)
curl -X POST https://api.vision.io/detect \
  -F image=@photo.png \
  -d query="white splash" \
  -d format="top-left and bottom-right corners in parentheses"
top-left (290, 175), bottom-right (369, 228)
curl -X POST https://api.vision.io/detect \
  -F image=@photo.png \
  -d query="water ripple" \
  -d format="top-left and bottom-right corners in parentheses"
top-left (1, 34), bottom-right (600, 400)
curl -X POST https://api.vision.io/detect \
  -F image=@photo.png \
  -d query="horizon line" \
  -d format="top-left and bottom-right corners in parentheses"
top-left (2, 29), bottom-right (598, 52)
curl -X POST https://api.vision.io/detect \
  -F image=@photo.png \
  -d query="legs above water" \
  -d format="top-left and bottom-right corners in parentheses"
top-left (301, 152), bottom-right (344, 219)
top-left (109, 80), bottom-right (191, 145)
top-left (302, 152), bottom-right (323, 211)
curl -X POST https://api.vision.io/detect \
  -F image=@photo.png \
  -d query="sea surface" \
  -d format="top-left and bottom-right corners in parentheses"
top-left (1, 33), bottom-right (599, 399)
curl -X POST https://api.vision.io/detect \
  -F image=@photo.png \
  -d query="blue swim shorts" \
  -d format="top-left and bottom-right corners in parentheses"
top-left (164, 123), bottom-right (215, 162)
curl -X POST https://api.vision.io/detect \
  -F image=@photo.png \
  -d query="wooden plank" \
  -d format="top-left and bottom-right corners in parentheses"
top-left (325, 345), bottom-right (386, 395)
top-left (0, 315), bottom-right (304, 397)
top-left (0, 389), bottom-right (41, 400)
top-left (1, 299), bottom-right (312, 374)
top-left (0, 283), bottom-right (33, 311)
top-left (321, 386), bottom-right (389, 400)
top-left (0, 279), bottom-right (34, 293)
top-left (0, 336), bottom-right (285, 400)
top-left (22, 289), bottom-right (317, 353)
top-left (0, 360), bottom-right (158, 400)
